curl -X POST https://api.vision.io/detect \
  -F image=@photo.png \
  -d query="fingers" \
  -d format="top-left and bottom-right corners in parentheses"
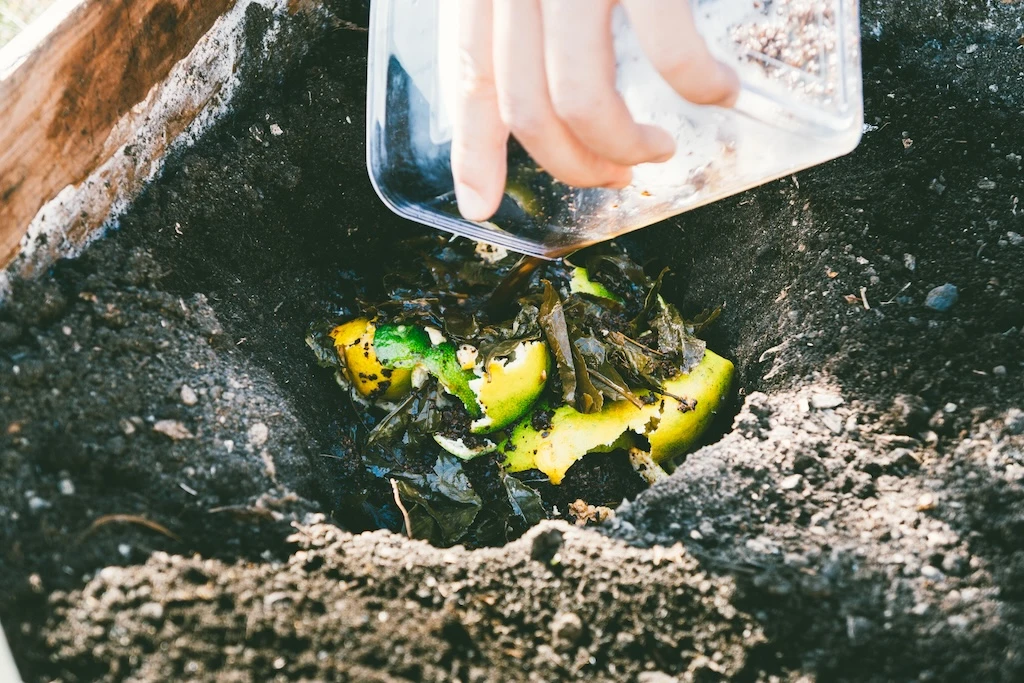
top-left (451, 0), bottom-right (740, 221)
top-left (492, 0), bottom-right (632, 189)
top-left (621, 0), bottom-right (739, 107)
top-left (541, 0), bottom-right (675, 166)
top-left (451, 0), bottom-right (509, 221)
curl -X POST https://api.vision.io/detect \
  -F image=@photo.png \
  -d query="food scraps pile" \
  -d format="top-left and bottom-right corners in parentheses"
top-left (307, 239), bottom-right (734, 547)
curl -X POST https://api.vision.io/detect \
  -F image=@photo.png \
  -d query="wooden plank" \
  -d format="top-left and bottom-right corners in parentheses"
top-left (0, 0), bottom-right (234, 270)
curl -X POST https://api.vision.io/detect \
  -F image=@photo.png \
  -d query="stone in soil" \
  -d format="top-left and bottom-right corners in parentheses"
top-left (924, 283), bottom-right (959, 311)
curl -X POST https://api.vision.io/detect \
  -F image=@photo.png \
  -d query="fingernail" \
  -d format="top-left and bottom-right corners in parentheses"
top-left (455, 183), bottom-right (492, 221)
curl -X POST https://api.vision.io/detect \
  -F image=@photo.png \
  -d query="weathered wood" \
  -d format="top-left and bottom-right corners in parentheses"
top-left (0, 0), bottom-right (234, 270)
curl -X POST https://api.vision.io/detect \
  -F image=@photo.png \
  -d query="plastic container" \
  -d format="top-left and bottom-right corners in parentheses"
top-left (0, 620), bottom-right (21, 682)
top-left (367, 0), bottom-right (863, 259)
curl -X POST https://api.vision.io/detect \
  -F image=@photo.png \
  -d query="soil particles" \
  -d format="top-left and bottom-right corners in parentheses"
top-left (2, 1), bottom-right (1023, 681)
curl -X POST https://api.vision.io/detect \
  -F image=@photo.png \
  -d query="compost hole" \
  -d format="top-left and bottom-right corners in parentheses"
top-left (266, 225), bottom-right (747, 550)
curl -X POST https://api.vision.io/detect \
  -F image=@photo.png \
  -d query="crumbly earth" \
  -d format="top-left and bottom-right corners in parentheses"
top-left (2, 1), bottom-right (1023, 681)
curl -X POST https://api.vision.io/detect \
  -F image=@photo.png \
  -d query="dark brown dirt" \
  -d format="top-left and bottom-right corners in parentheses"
top-left (2, 0), bottom-right (1023, 681)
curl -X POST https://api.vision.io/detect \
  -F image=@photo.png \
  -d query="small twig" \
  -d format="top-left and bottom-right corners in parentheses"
top-left (860, 287), bottom-right (871, 310)
top-left (80, 514), bottom-right (181, 542)
top-left (390, 479), bottom-right (414, 539)
top-left (606, 330), bottom-right (670, 357)
top-left (318, 453), bottom-right (346, 460)
top-left (587, 368), bottom-right (645, 409)
top-left (758, 342), bottom-right (787, 363)
top-left (647, 385), bottom-right (688, 404)
top-left (881, 282), bottom-right (912, 306)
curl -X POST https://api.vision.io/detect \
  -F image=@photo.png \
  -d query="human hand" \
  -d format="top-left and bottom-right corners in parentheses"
top-left (450, 0), bottom-right (740, 222)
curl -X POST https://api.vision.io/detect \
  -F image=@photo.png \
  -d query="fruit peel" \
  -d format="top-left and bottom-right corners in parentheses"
top-left (501, 350), bottom-right (734, 484)
top-left (373, 324), bottom-right (551, 432)
top-left (330, 318), bottom-right (413, 401)
top-left (469, 341), bottom-right (550, 434)
top-left (569, 267), bottom-right (622, 302)
top-left (434, 434), bottom-right (498, 460)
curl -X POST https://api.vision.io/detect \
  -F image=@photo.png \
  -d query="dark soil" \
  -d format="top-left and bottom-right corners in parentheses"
top-left (2, 0), bottom-right (1023, 681)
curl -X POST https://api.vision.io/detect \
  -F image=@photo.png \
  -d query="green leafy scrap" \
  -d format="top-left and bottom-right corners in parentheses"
top-left (392, 454), bottom-right (483, 546)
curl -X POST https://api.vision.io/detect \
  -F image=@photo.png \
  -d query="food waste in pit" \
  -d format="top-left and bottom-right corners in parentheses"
top-left (307, 239), bottom-right (734, 547)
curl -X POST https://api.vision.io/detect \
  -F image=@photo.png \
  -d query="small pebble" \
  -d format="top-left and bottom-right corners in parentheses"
top-left (822, 411), bottom-right (844, 434)
top-left (1007, 231), bottom-right (1023, 247)
top-left (180, 385), bottom-right (199, 406)
top-left (550, 611), bottom-right (584, 647)
top-left (916, 493), bottom-right (936, 511)
top-left (993, 365), bottom-right (1007, 377)
top-left (153, 419), bottom-right (194, 441)
top-left (780, 474), bottom-right (803, 490)
top-left (248, 422), bottom-right (270, 447)
top-left (924, 284), bottom-right (958, 312)
top-left (921, 565), bottom-right (944, 581)
top-left (811, 392), bottom-right (844, 410)
top-left (120, 418), bottom-right (137, 436)
top-left (139, 602), bottom-right (164, 622)
top-left (58, 478), bottom-right (75, 496)
top-left (28, 496), bottom-right (51, 512)
top-left (948, 615), bottom-right (970, 629)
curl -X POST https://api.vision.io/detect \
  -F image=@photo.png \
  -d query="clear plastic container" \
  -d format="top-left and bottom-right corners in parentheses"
top-left (367, 0), bottom-right (863, 259)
